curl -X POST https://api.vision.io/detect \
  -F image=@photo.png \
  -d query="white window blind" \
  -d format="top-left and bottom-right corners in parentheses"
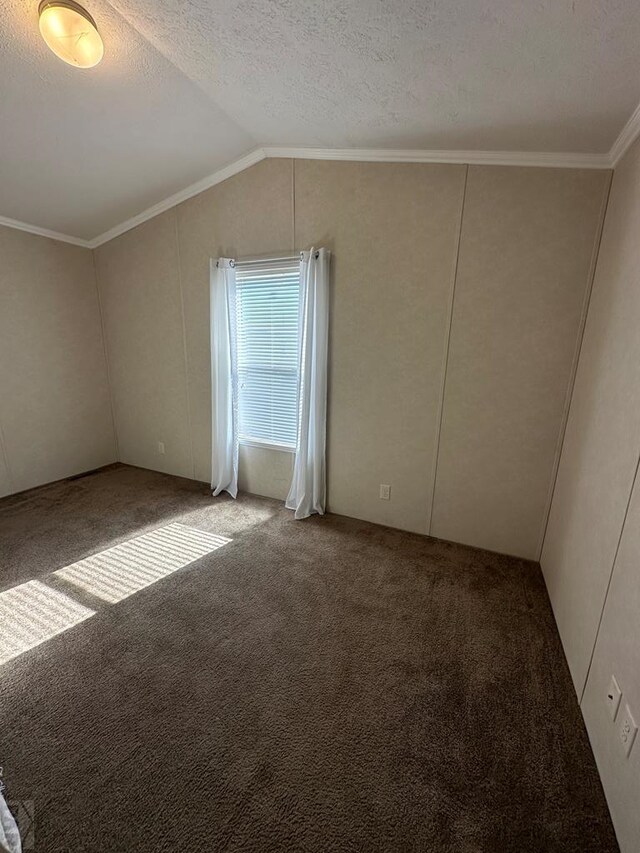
top-left (235, 257), bottom-right (301, 449)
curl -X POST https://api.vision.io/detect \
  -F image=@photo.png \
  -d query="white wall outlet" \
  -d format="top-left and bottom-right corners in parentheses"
top-left (618, 704), bottom-right (637, 758)
top-left (606, 675), bottom-right (622, 720)
top-left (157, 441), bottom-right (165, 455)
top-left (379, 484), bottom-right (391, 500)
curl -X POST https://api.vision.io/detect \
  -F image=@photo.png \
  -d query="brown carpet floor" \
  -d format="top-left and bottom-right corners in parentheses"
top-left (0, 464), bottom-right (618, 852)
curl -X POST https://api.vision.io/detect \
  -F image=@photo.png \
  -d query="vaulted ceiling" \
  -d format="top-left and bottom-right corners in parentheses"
top-left (2, 0), bottom-right (640, 242)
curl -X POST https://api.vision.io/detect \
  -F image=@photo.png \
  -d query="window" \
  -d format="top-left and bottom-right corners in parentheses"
top-left (235, 256), bottom-right (301, 450)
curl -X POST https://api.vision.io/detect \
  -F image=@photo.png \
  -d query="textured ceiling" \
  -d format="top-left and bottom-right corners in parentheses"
top-left (1, 0), bottom-right (640, 240)
top-left (0, 0), bottom-right (253, 239)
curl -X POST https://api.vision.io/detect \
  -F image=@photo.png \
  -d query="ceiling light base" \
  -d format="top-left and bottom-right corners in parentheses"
top-left (38, 0), bottom-right (97, 30)
top-left (38, 0), bottom-right (104, 68)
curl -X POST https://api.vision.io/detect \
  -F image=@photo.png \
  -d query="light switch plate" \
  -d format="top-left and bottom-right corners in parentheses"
top-left (606, 675), bottom-right (622, 720)
top-left (618, 704), bottom-right (637, 758)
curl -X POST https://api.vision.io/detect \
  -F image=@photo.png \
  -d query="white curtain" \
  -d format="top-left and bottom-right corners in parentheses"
top-left (286, 248), bottom-right (330, 519)
top-left (210, 258), bottom-right (238, 498)
top-left (0, 792), bottom-right (21, 853)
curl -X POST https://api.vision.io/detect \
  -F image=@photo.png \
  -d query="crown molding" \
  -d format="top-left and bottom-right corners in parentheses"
top-left (87, 144), bottom-right (611, 248)
top-left (0, 214), bottom-right (91, 248)
top-left (609, 100), bottom-right (640, 167)
top-left (262, 145), bottom-right (611, 170)
top-left (5, 100), bottom-right (640, 251)
top-left (88, 147), bottom-right (265, 248)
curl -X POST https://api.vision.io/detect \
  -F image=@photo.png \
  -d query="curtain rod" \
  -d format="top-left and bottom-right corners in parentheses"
top-left (236, 252), bottom-right (300, 264)
top-left (216, 250), bottom-right (321, 268)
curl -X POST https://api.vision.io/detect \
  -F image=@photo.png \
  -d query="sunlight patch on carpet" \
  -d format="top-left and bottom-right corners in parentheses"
top-left (0, 580), bottom-right (95, 665)
top-left (53, 523), bottom-right (231, 604)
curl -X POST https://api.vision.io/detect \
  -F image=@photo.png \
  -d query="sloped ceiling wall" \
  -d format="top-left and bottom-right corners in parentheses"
top-left (1, 0), bottom-right (639, 240)
top-left (94, 157), bottom-right (609, 558)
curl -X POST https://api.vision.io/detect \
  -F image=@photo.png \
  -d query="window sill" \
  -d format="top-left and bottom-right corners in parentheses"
top-left (239, 439), bottom-right (296, 454)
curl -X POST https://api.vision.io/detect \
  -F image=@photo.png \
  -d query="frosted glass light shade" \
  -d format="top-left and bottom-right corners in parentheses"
top-left (38, 1), bottom-right (104, 68)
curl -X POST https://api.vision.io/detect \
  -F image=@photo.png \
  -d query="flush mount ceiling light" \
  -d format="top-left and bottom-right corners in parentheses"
top-left (38, 1), bottom-right (104, 68)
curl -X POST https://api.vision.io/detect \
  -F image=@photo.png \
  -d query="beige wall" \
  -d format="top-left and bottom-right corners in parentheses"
top-left (94, 158), bottom-right (608, 558)
top-left (431, 166), bottom-right (610, 557)
top-left (541, 137), bottom-right (640, 853)
top-left (0, 226), bottom-right (116, 497)
top-left (94, 211), bottom-right (193, 479)
top-left (294, 160), bottom-right (466, 532)
top-left (542, 139), bottom-right (640, 694)
top-left (581, 474), bottom-right (640, 853)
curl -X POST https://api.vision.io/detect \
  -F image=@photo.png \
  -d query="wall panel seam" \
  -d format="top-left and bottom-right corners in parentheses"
top-left (536, 170), bottom-right (614, 561)
top-left (0, 413), bottom-right (15, 494)
top-left (91, 249), bottom-right (120, 461)
top-left (174, 208), bottom-right (196, 480)
top-left (581, 451), bottom-right (640, 703)
top-left (428, 164), bottom-right (469, 535)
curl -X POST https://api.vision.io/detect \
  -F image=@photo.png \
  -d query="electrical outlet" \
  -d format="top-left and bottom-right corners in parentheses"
top-left (606, 675), bottom-right (622, 720)
top-left (618, 704), bottom-right (637, 758)
top-left (157, 441), bottom-right (165, 455)
top-left (379, 484), bottom-right (391, 500)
